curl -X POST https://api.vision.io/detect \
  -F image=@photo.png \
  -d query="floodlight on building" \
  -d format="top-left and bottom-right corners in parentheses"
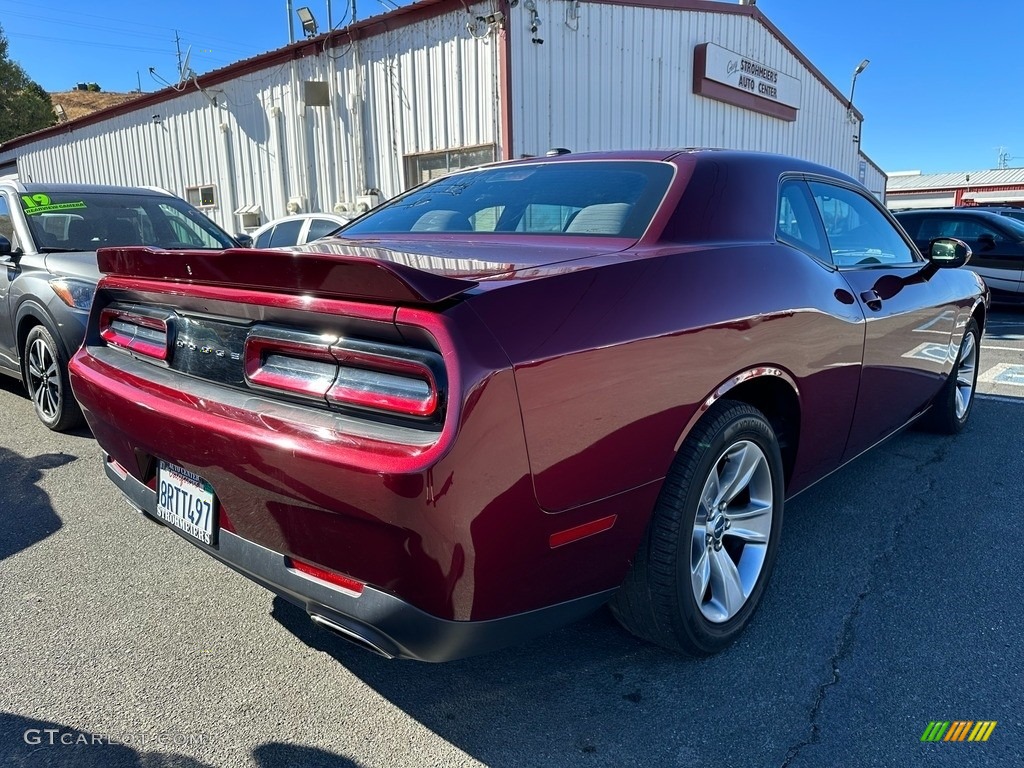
top-left (848, 59), bottom-right (869, 111)
top-left (847, 58), bottom-right (870, 136)
top-left (297, 7), bottom-right (319, 38)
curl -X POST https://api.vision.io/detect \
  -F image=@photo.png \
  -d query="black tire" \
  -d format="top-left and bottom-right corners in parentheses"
top-left (922, 318), bottom-right (980, 435)
top-left (21, 324), bottom-right (84, 432)
top-left (610, 400), bottom-right (785, 655)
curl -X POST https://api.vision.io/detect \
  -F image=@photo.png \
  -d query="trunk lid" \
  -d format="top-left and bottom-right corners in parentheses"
top-left (96, 236), bottom-right (631, 305)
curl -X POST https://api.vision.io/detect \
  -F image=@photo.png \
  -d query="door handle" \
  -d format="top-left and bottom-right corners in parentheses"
top-left (860, 289), bottom-right (883, 311)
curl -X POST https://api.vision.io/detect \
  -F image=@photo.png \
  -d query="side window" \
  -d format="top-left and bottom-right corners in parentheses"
top-left (0, 195), bottom-right (14, 245)
top-left (157, 204), bottom-right (222, 248)
top-left (809, 182), bottom-right (917, 267)
top-left (777, 180), bottom-right (829, 262)
top-left (268, 219), bottom-right (303, 247)
top-left (913, 216), bottom-right (957, 241)
top-left (254, 227), bottom-right (274, 249)
top-left (893, 216), bottom-right (920, 239)
top-left (955, 219), bottom-right (1007, 242)
top-left (305, 218), bottom-right (341, 242)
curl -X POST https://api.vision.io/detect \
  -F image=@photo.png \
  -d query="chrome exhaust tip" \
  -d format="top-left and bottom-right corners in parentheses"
top-left (309, 613), bottom-right (396, 659)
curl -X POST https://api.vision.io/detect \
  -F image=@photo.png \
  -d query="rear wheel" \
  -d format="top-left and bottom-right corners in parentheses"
top-left (22, 324), bottom-right (84, 432)
top-left (923, 318), bottom-right (980, 434)
top-left (611, 400), bottom-right (784, 655)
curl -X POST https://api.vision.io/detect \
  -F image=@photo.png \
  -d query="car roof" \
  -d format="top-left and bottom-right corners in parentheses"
top-left (971, 206), bottom-right (1024, 214)
top-left (894, 208), bottom-right (1012, 221)
top-left (13, 182), bottom-right (173, 196)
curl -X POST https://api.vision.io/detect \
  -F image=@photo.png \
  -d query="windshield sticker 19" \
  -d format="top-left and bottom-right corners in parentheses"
top-left (21, 194), bottom-right (87, 215)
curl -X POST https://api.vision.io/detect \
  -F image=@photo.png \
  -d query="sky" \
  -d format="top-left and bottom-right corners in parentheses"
top-left (0, 0), bottom-right (1021, 175)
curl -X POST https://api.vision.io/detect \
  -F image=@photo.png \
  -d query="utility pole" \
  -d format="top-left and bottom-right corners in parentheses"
top-left (174, 31), bottom-right (184, 79)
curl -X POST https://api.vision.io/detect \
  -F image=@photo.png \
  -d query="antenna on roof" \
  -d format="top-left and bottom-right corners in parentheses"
top-left (179, 46), bottom-right (194, 85)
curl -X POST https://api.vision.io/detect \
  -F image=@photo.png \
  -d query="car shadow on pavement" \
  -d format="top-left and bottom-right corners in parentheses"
top-left (252, 743), bottom-right (360, 767)
top-left (270, 595), bottom-right (690, 765)
top-left (0, 448), bottom-right (75, 561)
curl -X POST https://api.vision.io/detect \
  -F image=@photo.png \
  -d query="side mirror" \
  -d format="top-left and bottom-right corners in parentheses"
top-left (927, 237), bottom-right (971, 268)
top-left (234, 233), bottom-right (253, 248)
top-left (0, 234), bottom-right (18, 265)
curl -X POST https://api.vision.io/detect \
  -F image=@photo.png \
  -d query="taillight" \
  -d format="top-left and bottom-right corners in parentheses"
top-left (99, 306), bottom-right (171, 361)
top-left (244, 328), bottom-right (338, 399)
top-left (243, 326), bottom-right (444, 420)
top-left (327, 345), bottom-right (438, 417)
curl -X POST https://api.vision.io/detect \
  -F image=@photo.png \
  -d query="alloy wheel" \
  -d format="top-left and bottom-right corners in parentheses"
top-left (27, 336), bottom-right (61, 422)
top-left (690, 439), bottom-right (774, 623)
top-left (954, 330), bottom-right (977, 421)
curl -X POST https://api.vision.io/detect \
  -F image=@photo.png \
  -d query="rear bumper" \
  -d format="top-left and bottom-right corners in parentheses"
top-left (106, 458), bottom-right (614, 662)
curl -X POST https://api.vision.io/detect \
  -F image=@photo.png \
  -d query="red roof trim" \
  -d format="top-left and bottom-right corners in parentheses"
top-left (889, 184), bottom-right (1024, 196)
top-left (0, 0), bottom-right (861, 153)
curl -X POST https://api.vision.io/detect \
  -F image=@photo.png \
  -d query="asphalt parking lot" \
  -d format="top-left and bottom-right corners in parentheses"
top-left (1, 308), bottom-right (1023, 768)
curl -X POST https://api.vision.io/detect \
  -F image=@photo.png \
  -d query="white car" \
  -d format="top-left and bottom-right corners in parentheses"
top-left (251, 213), bottom-right (352, 249)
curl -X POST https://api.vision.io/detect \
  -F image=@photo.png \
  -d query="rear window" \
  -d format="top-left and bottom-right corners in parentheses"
top-left (341, 161), bottom-right (674, 239)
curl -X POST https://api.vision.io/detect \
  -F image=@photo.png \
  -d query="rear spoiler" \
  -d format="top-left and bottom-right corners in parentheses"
top-left (96, 247), bottom-right (479, 305)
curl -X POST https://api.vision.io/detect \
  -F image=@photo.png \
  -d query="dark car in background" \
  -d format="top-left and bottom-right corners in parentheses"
top-left (894, 208), bottom-right (1024, 301)
top-left (70, 150), bottom-right (987, 661)
top-left (0, 181), bottom-right (239, 430)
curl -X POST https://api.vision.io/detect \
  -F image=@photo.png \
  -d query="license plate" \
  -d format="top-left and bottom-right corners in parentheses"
top-left (156, 461), bottom-right (217, 545)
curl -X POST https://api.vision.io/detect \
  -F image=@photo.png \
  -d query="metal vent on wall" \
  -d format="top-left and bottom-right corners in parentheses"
top-left (303, 81), bottom-right (330, 108)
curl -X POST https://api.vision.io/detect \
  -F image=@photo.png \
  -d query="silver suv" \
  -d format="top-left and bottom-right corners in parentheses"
top-left (0, 181), bottom-right (239, 430)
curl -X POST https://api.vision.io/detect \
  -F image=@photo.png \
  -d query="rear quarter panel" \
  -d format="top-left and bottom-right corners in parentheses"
top-left (468, 241), bottom-right (869, 512)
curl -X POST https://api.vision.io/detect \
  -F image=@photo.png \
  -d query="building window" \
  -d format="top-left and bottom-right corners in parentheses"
top-left (403, 145), bottom-right (497, 189)
top-left (186, 184), bottom-right (217, 209)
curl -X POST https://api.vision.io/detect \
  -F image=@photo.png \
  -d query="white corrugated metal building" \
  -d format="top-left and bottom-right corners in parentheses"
top-left (0, 0), bottom-right (886, 232)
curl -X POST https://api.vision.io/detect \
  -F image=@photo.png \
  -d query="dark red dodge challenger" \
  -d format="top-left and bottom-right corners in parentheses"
top-left (69, 150), bottom-right (988, 661)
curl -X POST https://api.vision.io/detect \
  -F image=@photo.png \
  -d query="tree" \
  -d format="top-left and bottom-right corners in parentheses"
top-left (0, 24), bottom-right (56, 144)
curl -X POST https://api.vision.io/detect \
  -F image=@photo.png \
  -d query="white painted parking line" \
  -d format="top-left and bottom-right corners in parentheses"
top-left (978, 364), bottom-right (1024, 386)
top-left (981, 344), bottom-right (1024, 351)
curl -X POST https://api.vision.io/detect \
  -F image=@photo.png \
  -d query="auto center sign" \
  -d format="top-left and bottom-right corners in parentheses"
top-left (693, 42), bottom-right (801, 121)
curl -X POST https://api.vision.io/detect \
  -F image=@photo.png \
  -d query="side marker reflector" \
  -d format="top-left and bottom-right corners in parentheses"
top-left (549, 514), bottom-right (617, 549)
